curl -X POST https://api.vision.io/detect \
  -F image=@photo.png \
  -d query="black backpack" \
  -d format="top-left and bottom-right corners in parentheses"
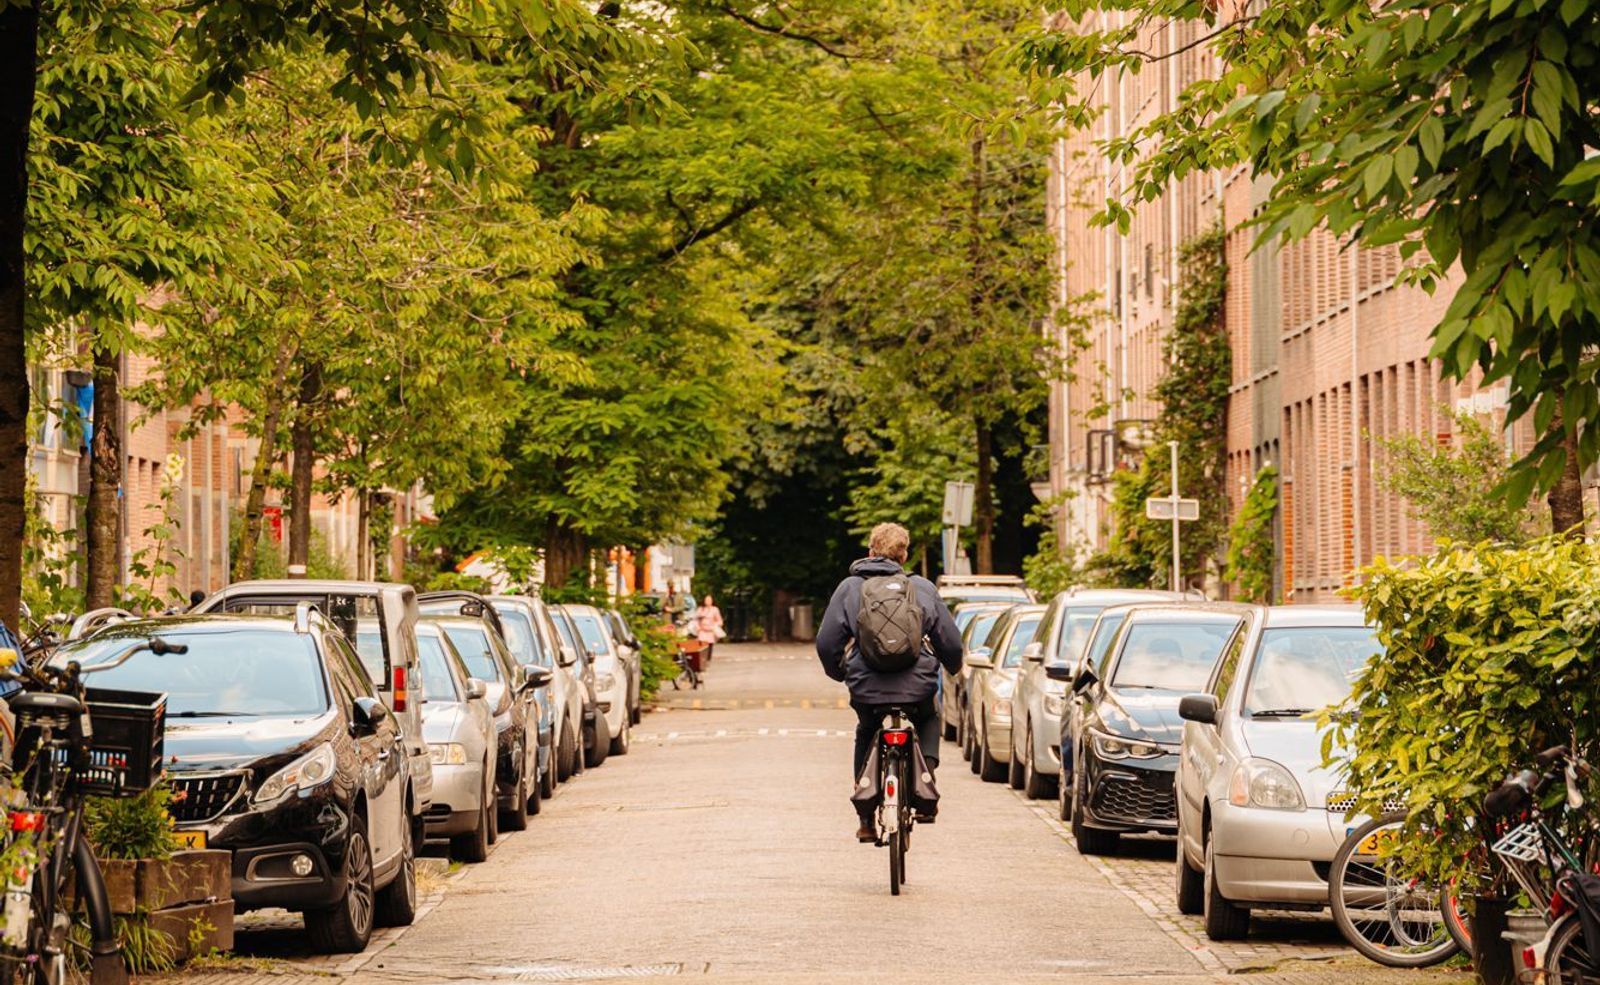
top-left (856, 574), bottom-right (923, 673)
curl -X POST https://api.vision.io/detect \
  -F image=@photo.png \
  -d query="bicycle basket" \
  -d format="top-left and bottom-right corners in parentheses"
top-left (1492, 822), bottom-right (1545, 863)
top-left (78, 688), bottom-right (166, 797)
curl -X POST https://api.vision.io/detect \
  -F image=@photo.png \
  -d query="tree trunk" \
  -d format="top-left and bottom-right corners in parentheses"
top-left (975, 420), bottom-right (995, 573)
top-left (356, 488), bottom-right (370, 581)
top-left (543, 516), bottom-right (587, 589)
top-left (85, 346), bottom-right (122, 608)
top-left (234, 350), bottom-right (294, 581)
top-left (632, 545), bottom-right (648, 592)
top-left (0, 7), bottom-right (40, 630)
top-left (286, 365), bottom-right (321, 576)
top-left (1548, 413), bottom-right (1585, 538)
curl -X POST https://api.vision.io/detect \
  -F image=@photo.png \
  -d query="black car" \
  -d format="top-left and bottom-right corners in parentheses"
top-left (56, 612), bottom-right (419, 953)
top-left (1051, 604), bottom-right (1246, 855)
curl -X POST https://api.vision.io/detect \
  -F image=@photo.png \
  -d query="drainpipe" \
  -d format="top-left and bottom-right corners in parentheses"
top-left (1349, 247), bottom-right (1362, 577)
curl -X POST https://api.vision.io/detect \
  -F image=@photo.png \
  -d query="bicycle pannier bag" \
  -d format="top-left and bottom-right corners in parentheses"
top-left (856, 575), bottom-right (922, 673)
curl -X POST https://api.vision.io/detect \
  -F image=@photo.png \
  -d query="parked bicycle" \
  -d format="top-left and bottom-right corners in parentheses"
top-left (0, 622), bottom-right (170, 985)
top-left (1328, 810), bottom-right (1473, 967)
top-left (671, 640), bottom-right (705, 691)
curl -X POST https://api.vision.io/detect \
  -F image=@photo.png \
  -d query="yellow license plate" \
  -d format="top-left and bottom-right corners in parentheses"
top-left (1356, 829), bottom-right (1397, 856)
top-left (172, 830), bottom-right (207, 850)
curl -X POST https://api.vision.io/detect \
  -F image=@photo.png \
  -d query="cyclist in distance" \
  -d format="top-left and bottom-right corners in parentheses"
top-left (816, 522), bottom-right (963, 842)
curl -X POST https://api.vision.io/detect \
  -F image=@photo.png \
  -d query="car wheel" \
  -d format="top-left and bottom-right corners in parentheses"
top-left (375, 812), bottom-right (418, 928)
top-left (1022, 726), bottom-right (1052, 800)
top-left (501, 754), bottom-right (530, 832)
top-left (557, 721), bottom-right (577, 783)
top-left (961, 705), bottom-right (976, 764)
top-left (306, 822), bottom-right (375, 953)
top-left (1176, 842), bottom-right (1205, 915)
top-left (452, 771), bottom-right (492, 863)
top-left (1072, 771), bottom-right (1119, 855)
top-left (1007, 726), bottom-right (1025, 789)
top-left (609, 712), bottom-right (631, 756)
top-left (528, 754), bottom-right (544, 816)
top-left (542, 736), bottom-right (560, 799)
top-left (1057, 761), bottom-right (1072, 821)
top-left (941, 700), bottom-right (957, 741)
top-left (585, 714), bottom-right (610, 769)
top-left (967, 709), bottom-right (982, 774)
top-left (978, 717), bottom-right (1007, 783)
top-left (1203, 831), bottom-right (1251, 940)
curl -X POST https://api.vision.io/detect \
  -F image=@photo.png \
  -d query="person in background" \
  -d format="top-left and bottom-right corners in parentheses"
top-left (695, 595), bottom-right (724, 662)
top-left (664, 587), bottom-right (681, 630)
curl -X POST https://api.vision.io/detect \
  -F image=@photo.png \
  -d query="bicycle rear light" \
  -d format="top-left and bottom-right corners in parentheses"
top-left (883, 730), bottom-right (910, 747)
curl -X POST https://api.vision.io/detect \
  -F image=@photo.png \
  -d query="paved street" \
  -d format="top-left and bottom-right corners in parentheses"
top-left (192, 644), bottom-right (1462, 985)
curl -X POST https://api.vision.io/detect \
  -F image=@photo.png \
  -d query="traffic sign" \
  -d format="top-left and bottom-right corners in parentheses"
top-left (1145, 497), bottom-right (1199, 522)
top-left (942, 481), bottom-right (974, 527)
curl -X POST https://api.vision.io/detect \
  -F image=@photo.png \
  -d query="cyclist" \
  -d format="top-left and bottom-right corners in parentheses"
top-left (816, 522), bottom-right (963, 843)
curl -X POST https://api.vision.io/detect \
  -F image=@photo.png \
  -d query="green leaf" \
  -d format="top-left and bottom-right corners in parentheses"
top-left (1419, 115), bottom-right (1445, 167)
top-left (1481, 117), bottom-right (1520, 154)
top-left (1394, 145), bottom-right (1419, 186)
top-left (1364, 156), bottom-right (1394, 199)
top-left (1524, 119), bottom-right (1555, 167)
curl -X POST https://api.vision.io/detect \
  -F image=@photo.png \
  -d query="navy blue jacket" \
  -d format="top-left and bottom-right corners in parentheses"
top-left (815, 556), bottom-right (964, 705)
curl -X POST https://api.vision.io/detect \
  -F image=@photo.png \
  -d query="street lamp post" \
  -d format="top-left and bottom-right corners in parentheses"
top-left (1168, 441), bottom-right (1180, 594)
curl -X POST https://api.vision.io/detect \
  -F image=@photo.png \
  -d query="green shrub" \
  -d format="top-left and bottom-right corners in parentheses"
top-left (1339, 536), bottom-right (1600, 891)
top-left (1225, 465), bottom-right (1278, 603)
top-left (84, 786), bottom-right (178, 861)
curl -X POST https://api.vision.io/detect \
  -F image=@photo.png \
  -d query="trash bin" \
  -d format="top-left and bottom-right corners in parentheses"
top-left (1502, 908), bottom-right (1549, 977)
top-left (789, 603), bottom-right (815, 641)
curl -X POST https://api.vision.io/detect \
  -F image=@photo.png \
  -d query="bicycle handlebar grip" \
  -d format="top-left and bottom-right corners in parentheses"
top-left (1483, 770), bottom-right (1537, 817)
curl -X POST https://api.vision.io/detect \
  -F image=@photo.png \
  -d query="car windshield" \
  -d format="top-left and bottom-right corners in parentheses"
top-left (1088, 612), bottom-right (1129, 674)
top-left (1243, 626), bottom-right (1381, 717)
top-left (955, 607), bottom-right (997, 633)
top-left (441, 625), bottom-right (503, 683)
top-left (417, 634), bottom-right (460, 702)
top-left (551, 614), bottom-right (583, 664)
top-left (1056, 606), bottom-right (1105, 663)
top-left (1110, 619), bottom-right (1239, 691)
top-left (496, 610), bottom-right (545, 668)
top-left (1000, 616), bottom-right (1042, 668)
top-left (353, 621), bottom-right (386, 685)
top-left (571, 613), bottom-right (613, 656)
top-left (57, 629), bottom-right (328, 717)
top-left (965, 611), bottom-right (1002, 648)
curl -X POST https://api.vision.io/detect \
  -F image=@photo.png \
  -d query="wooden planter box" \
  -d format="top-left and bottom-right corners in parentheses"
top-left (95, 850), bottom-right (234, 965)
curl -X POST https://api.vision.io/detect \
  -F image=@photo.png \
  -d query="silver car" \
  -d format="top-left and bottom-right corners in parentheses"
top-left (605, 608), bottom-right (645, 727)
top-left (941, 602), bottom-right (1010, 741)
top-left (490, 595), bottom-right (586, 793)
top-left (966, 604), bottom-right (1045, 783)
top-left (416, 623), bottom-right (497, 861)
top-left (1174, 605), bottom-right (1382, 941)
top-left (1011, 589), bottom-right (1190, 801)
top-left (561, 604), bottom-right (633, 758)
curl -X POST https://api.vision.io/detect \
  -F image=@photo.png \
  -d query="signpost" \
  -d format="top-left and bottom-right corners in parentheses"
top-left (942, 481), bottom-right (974, 574)
top-left (1144, 442), bottom-right (1199, 593)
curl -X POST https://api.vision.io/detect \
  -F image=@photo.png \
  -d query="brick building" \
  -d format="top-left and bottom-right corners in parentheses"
top-left (1043, 15), bottom-right (1535, 601)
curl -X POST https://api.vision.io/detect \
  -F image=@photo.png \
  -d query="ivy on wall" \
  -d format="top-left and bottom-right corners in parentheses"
top-left (1225, 464), bottom-right (1278, 603)
top-left (1089, 224), bottom-right (1230, 588)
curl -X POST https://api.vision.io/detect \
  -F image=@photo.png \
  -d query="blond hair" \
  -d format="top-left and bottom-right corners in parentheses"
top-left (867, 522), bottom-right (911, 564)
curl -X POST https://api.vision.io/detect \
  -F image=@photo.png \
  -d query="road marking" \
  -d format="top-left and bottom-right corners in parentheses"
top-left (764, 699), bottom-right (774, 709)
top-left (800, 699), bottom-right (811, 709)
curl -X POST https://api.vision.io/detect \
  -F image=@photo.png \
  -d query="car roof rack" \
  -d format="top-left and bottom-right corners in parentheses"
top-left (935, 574), bottom-right (1026, 586)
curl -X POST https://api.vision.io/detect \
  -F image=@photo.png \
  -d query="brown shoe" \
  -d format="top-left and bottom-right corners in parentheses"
top-left (856, 821), bottom-right (877, 843)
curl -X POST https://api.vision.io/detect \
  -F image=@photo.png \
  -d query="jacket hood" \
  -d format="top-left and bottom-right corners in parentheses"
top-left (849, 556), bottom-right (906, 578)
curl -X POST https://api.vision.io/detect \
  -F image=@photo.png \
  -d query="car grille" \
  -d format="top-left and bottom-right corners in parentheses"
top-left (1092, 768), bottom-right (1176, 824)
top-left (1326, 791), bottom-right (1407, 815)
top-left (169, 771), bottom-right (249, 824)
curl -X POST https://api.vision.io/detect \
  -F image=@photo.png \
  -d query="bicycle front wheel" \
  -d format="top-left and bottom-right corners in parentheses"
top-left (1329, 813), bottom-right (1460, 968)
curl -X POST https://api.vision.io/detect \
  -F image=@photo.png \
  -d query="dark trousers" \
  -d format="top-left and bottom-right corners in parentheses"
top-left (851, 697), bottom-right (940, 818)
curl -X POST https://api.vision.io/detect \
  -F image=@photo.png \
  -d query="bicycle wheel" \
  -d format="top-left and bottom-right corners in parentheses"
top-left (888, 830), bottom-right (902, 896)
top-left (1442, 879), bottom-right (1472, 954)
top-left (1329, 813), bottom-right (1459, 967)
top-left (1544, 914), bottom-right (1597, 985)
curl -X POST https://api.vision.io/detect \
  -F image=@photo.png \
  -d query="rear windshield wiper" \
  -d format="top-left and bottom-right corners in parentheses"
top-left (1250, 708), bottom-right (1315, 718)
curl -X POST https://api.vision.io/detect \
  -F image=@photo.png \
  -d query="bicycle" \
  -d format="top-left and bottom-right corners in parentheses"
top-left (1329, 810), bottom-right (1473, 967)
top-left (671, 640), bottom-right (703, 691)
top-left (0, 628), bottom-right (171, 985)
top-left (873, 708), bottom-right (919, 896)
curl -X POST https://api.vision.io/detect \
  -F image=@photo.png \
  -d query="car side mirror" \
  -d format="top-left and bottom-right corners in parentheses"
top-left (352, 696), bottom-right (389, 735)
top-left (1178, 693), bottom-right (1220, 725)
top-left (522, 666), bottom-right (553, 691)
top-left (587, 646), bottom-right (603, 661)
top-left (965, 647), bottom-right (994, 670)
top-left (466, 678), bottom-right (488, 701)
top-left (1022, 642), bottom-right (1044, 664)
top-left (558, 645), bottom-right (578, 667)
top-left (1071, 666), bottom-right (1099, 694)
top-left (1044, 661), bottom-right (1073, 683)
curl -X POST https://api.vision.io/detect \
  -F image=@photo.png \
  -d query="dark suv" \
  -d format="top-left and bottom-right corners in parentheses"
top-left (56, 611), bottom-right (419, 953)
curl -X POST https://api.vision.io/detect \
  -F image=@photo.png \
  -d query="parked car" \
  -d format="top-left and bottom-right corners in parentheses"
top-left (1174, 605), bottom-right (1381, 941)
top-left (490, 595), bottom-right (585, 794)
top-left (550, 605), bottom-right (609, 769)
top-left (959, 606), bottom-right (1015, 763)
top-left (604, 607), bottom-right (644, 726)
top-left (966, 603), bottom-right (1045, 783)
top-left (415, 621), bottom-right (497, 861)
top-left (1051, 603), bottom-right (1152, 821)
top-left (559, 604), bottom-right (633, 758)
top-left (944, 603), bottom-right (1009, 743)
top-left (1011, 590), bottom-right (1190, 801)
top-left (1052, 603), bottom-right (1251, 856)
top-left (57, 612), bottom-right (418, 953)
top-left (194, 580), bottom-right (433, 828)
top-left (936, 574), bottom-right (1032, 608)
top-left (427, 615), bottom-right (548, 833)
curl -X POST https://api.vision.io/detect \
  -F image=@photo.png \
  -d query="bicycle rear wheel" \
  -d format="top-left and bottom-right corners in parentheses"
top-left (1544, 913), bottom-right (1597, 985)
top-left (1329, 813), bottom-right (1459, 968)
top-left (888, 830), bottom-right (902, 896)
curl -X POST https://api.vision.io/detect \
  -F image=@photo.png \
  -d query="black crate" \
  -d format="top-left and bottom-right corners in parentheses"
top-left (79, 688), bottom-right (167, 797)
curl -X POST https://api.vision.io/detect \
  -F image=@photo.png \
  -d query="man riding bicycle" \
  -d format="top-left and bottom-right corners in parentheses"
top-left (816, 523), bottom-right (963, 843)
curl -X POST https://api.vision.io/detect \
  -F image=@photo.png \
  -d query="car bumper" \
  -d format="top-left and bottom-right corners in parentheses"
top-left (175, 783), bottom-right (351, 913)
top-left (985, 718), bottom-right (1013, 761)
top-left (424, 763), bottom-right (486, 836)
top-left (1033, 707), bottom-right (1063, 771)
top-left (1210, 801), bottom-right (1342, 905)
top-left (599, 686), bottom-right (626, 734)
top-left (1079, 749), bottom-right (1179, 834)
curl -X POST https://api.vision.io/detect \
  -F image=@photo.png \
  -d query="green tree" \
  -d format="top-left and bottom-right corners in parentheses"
top-left (1373, 410), bottom-right (1541, 545)
top-left (1024, 0), bottom-right (1600, 536)
top-left (1225, 464), bottom-right (1278, 603)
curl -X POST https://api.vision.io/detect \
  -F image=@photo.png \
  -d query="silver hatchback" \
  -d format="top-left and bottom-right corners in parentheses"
top-left (1174, 605), bottom-right (1382, 941)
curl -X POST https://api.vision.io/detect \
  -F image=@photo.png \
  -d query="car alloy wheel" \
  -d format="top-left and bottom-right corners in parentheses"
top-left (502, 751), bottom-right (530, 832)
top-left (307, 825), bottom-right (375, 953)
top-left (1203, 831), bottom-right (1251, 940)
top-left (375, 812), bottom-right (418, 927)
top-left (1058, 762), bottom-right (1072, 821)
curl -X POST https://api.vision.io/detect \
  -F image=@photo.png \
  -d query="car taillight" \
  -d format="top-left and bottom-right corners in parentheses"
top-left (883, 730), bottom-right (910, 747)
top-left (393, 666), bottom-right (407, 713)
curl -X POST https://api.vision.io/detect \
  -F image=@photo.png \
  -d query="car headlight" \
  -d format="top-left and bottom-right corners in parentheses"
top-left (1228, 758), bottom-right (1306, 810)
top-left (1043, 694), bottom-right (1065, 717)
top-left (254, 743), bottom-right (337, 805)
top-left (595, 673), bottom-right (616, 693)
top-left (429, 742), bottom-right (468, 766)
top-left (1090, 728), bottom-right (1162, 760)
